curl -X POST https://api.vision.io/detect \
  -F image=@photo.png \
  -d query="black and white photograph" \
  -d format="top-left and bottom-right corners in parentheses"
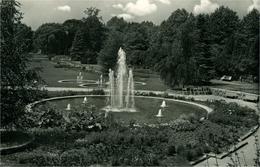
top-left (0, 0), bottom-right (259, 166)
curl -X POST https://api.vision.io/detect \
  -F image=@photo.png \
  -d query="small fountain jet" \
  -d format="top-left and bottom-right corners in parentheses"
top-left (66, 103), bottom-right (71, 110)
top-left (82, 97), bottom-right (88, 104)
top-left (77, 72), bottom-right (83, 83)
top-left (161, 100), bottom-right (167, 108)
top-left (100, 74), bottom-right (103, 87)
top-left (156, 109), bottom-right (163, 117)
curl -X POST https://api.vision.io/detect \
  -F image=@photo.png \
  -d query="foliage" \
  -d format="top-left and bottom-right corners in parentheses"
top-left (70, 7), bottom-right (106, 64)
top-left (208, 101), bottom-right (259, 127)
top-left (4, 100), bottom-right (259, 166)
top-left (34, 23), bottom-right (68, 55)
top-left (98, 30), bottom-right (124, 72)
top-left (0, 0), bottom-right (42, 128)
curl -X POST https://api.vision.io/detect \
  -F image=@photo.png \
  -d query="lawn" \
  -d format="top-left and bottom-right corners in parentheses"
top-left (29, 55), bottom-right (169, 91)
top-left (30, 55), bottom-right (258, 95)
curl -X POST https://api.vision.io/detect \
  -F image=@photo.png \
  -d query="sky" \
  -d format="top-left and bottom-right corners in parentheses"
top-left (18, 0), bottom-right (260, 30)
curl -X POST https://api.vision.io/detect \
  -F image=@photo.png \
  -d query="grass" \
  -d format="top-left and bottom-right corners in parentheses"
top-left (30, 59), bottom-right (100, 88)
top-left (30, 56), bottom-right (258, 94)
top-left (35, 96), bottom-right (207, 124)
top-left (29, 56), bottom-right (169, 91)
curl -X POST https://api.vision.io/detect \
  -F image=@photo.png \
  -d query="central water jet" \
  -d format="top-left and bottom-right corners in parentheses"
top-left (105, 48), bottom-right (136, 112)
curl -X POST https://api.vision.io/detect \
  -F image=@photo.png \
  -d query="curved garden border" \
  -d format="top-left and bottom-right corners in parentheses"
top-left (57, 79), bottom-right (97, 83)
top-left (0, 132), bottom-right (35, 155)
top-left (77, 81), bottom-right (147, 88)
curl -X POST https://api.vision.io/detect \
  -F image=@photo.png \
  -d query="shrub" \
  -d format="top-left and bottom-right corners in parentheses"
top-left (18, 151), bottom-right (59, 166)
top-left (176, 145), bottom-right (185, 155)
top-left (90, 89), bottom-right (105, 95)
top-left (38, 108), bottom-right (64, 128)
top-left (60, 148), bottom-right (92, 166)
top-left (167, 145), bottom-right (176, 155)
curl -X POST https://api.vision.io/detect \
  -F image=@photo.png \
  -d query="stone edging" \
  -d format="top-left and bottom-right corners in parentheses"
top-left (0, 133), bottom-right (35, 155)
top-left (26, 94), bottom-right (213, 115)
top-left (190, 125), bottom-right (259, 165)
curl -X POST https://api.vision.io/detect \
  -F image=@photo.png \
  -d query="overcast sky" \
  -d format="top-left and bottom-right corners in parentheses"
top-left (18, 0), bottom-right (260, 30)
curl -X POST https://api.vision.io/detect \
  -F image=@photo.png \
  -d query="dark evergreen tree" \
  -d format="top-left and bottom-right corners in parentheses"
top-left (1, 0), bottom-right (41, 127)
top-left (70, 28), bottom-right (89, 61)
top-left (209, 6), bottom-right (240, 77)
top-left (98, 30), bottom-right (124, 72)
top-left (70, 7), bottom-right (106, 64)
top-left (194, 14), bottom-right (214, 82)
top-left (63, 19), bottom-right (83, 55)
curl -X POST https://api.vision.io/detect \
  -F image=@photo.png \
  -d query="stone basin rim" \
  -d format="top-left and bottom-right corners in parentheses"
top-left (27, 94), bottom-right (213, 114)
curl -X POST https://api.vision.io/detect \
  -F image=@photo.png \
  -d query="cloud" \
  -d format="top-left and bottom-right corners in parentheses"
top-left (55, 5), bottom-right (71, 12)
top-left (155, 0), bottom-right (171, 5)
top-left (248, 0), bottom-right (260, 12)
top-left (112, 4), bottom-right (124, 10)
top-left (193, 0), bottom-right (219, 15)
top-left (112, 0), bottom-right (157, 17)
top-left (117, 13), bottom-right (135, 20)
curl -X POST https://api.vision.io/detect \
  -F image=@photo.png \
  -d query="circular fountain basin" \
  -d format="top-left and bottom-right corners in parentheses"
top-left (102, 106), bottom-right (137, 112)
top-left (79, 83), bottom-right (107, 88)
top-left (79, 81), bottom-right (146, 88)
top-left (58, 79), bottom-right (97, 84)
top-left (34, 95), bottom-right (208, 124)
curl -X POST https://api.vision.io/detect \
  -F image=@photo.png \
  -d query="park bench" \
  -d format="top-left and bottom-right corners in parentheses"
top-left (243, 94), bottom-right (259, 102)
top-left (221, 75), bottom-right (232, 81)
top-left (225, 92), bottom-right (238, 99)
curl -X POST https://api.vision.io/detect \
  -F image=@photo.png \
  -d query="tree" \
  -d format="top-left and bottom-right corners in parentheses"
top-left (107, 16), bottom-right (127, 32)
top-left (193, 14), bottom-right (214, 82)
top-left (152, 10), bottom-right (200, 87)
top-left (15, 23), bottom-right (34, 53)
top-left (63, 19), bottom-right (83, 55)
top-left (70, 7), bottom-right (106, 64)
top-left (34, 23), bottom-right (67, 55)
top-left (124, 23), bottom-right (150, 66)
top-left (98, 30), bottom-right (124, 72)
top-left (209, 6), bottom-right (240, 77)
top-left (240, 9), bottom-right (259, 79)
top-left (1, 0), bottom-right (41, 127)
top-left (70, 28), bottom-right (89, 61)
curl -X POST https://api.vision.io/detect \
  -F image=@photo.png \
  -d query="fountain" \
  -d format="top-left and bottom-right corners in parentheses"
top-left (161, 100), bottom-right (167, 108)
top-left (82, 97), bottom-right (88, 104)
top-left (77, 72), bottom-right (83, 83)
top-left (98, 74), bottom-right (103, 88)
top-left (156, 109), bottom-right (163, 117)
top-left (104, 48), bottom-right (136, 112)
top-left (66, 103), bottom-right (71, 110)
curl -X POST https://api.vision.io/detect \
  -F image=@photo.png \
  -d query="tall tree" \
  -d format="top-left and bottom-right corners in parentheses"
top-left (70, 7), bottom-right (106, 64)
top-left (63, 19), bottom-right (83, 55)
top-left (193, 14), bottom-right (214, 82)
top-left (241, 9), bottom-right (259, 79)
top-left (209, 6), bottom-right (240, 77)
top-left (34, 23), bottom-right (67, 55)
top-left (98, 30), bottom-right (124, 72)
top-left (1, 0), bottom-right (41, 127)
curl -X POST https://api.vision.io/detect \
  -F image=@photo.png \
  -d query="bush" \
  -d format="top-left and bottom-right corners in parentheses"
top-left (60, 148), bottom-right (92, 166)
top-left (18, 151), bottom-right (59, 166)
top-left (90, 89), bottom-right (105, 95)
top-left (167, 145), bottom-right (176, 155)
